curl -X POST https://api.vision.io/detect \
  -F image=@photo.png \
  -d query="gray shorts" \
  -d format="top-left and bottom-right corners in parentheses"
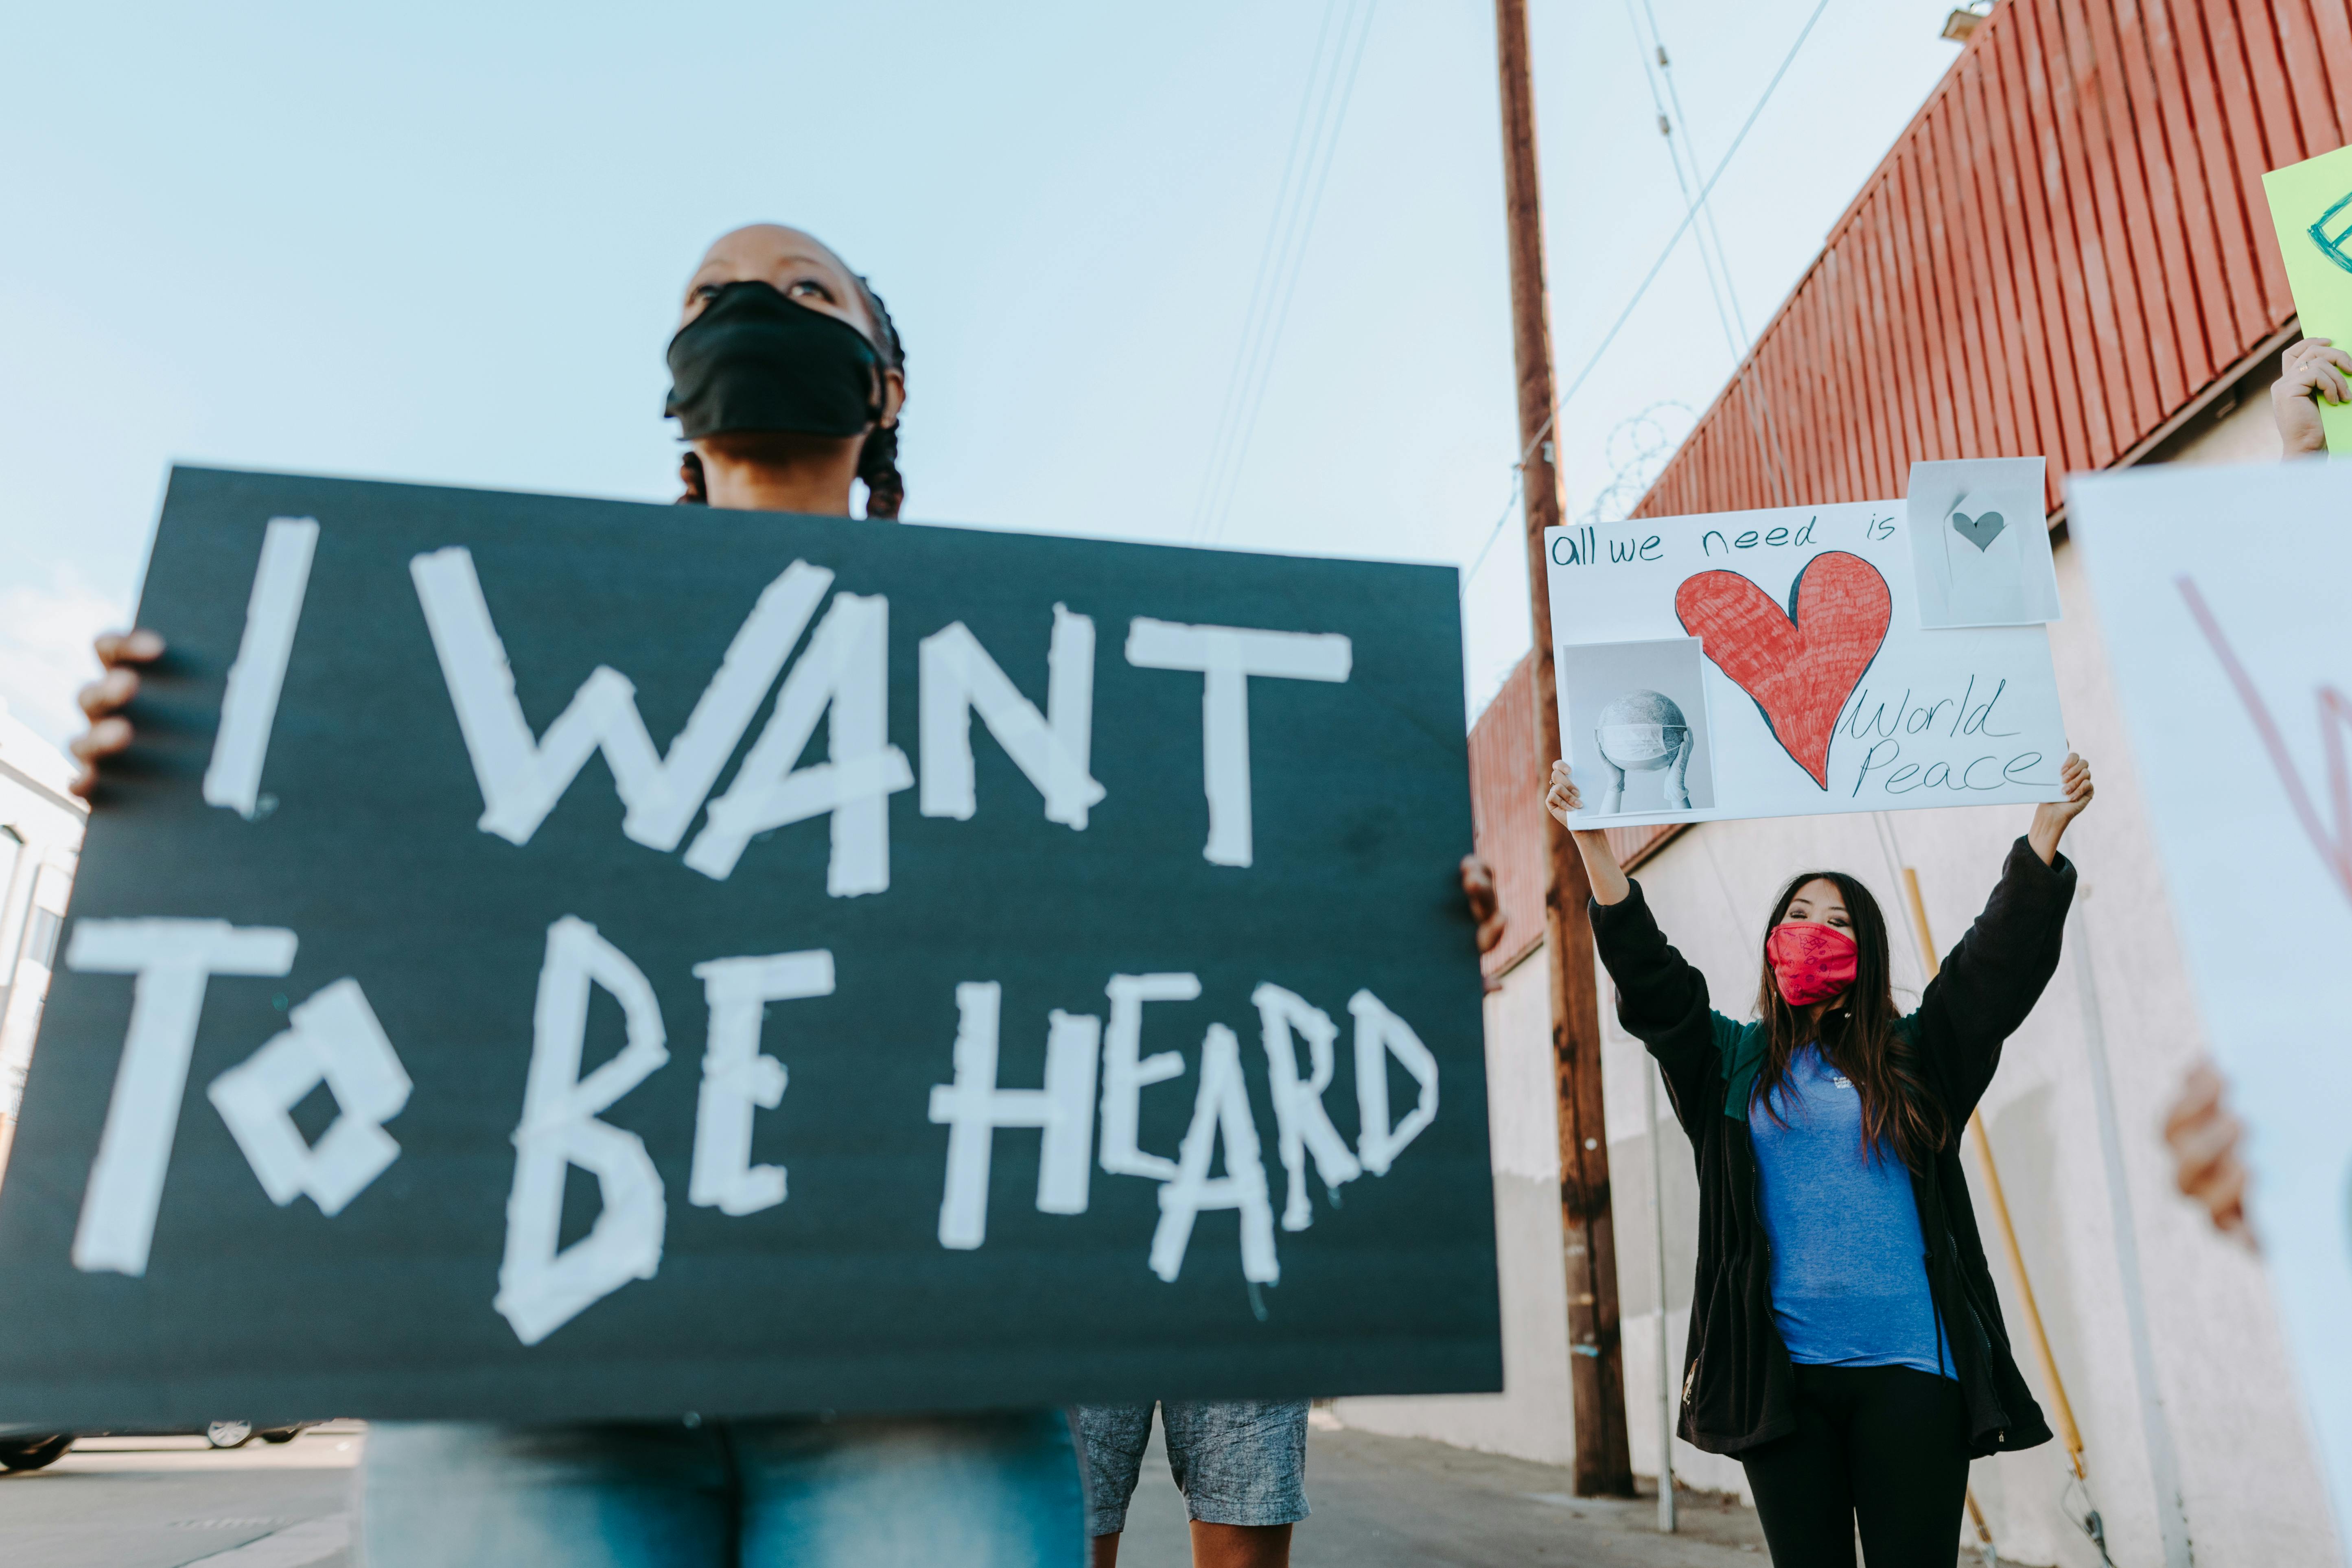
top-left (1076, 1400), bottom-right (1309, 1536)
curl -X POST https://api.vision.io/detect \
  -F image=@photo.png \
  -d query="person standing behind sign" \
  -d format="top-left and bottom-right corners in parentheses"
top-left (73, 224), bottom-right (1085, 1568)
top-left (1541, 754), bottom-right (2093, 1566)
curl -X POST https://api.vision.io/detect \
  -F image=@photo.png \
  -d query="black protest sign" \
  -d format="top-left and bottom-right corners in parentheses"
top-left (0, 468), bottom-right (1500, 1426)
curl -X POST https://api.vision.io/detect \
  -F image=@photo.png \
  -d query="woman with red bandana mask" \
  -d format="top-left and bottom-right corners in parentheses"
top-left (1545, 752), bottom-right (2093, 1567)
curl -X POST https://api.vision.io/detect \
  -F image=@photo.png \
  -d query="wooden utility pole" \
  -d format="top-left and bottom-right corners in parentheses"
top-left (1493, 0), bottom-right (1634, 1498)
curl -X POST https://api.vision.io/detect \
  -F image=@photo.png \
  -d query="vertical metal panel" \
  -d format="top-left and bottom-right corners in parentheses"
top-left (1626, 0), bottom-right (2347, 527)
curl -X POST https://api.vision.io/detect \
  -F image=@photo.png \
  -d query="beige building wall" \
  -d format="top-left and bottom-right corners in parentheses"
top-left (1341, 370), bottom-right (2346, 1564)
top-left (0, 707), bottom-right (87, 1184)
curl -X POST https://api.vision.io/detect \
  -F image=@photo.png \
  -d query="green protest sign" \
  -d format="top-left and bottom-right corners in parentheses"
top-left (0, 468), bottom-right (1499, 1428)
top-left (2264, 142), bottom-right (2352, 454)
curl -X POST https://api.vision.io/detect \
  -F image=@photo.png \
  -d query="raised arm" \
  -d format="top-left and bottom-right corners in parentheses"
top-left (1913, 754), bottom-right (2094, 1115)
top-left (1544, 760), bottom-right (1729, 1128)
top-left (1543, 760), bottom-right (1628, 905)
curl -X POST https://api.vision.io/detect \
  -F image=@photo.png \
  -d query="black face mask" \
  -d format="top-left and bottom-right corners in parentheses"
top-left (663, 281), bottom-right (883, 440)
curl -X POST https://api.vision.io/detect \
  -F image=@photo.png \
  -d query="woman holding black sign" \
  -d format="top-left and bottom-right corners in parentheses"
top-left (74, 224), bottom-right (1084, 1567)
top-left (1542, 753), bottom-right (2092, 1565)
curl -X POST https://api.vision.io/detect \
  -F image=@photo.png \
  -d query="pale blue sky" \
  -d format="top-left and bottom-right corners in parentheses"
top-left (0, 0), bottom-right (1968, 747)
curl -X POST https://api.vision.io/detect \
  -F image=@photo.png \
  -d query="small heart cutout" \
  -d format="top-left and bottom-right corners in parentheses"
top-left (1674, 552), bottom-right (1892, 790)
top-left (1952, 509), bottom-right (2006, 552)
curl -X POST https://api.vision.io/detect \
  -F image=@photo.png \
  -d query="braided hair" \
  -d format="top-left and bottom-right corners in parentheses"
top-left (851, 275), bottom-right (906, 520)
top-left (672, 273), bottom-right (908, 519)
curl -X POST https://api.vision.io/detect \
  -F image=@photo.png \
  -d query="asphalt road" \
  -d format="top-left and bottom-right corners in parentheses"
top-left (0, 1423), bottom-right (361, 1568)
top-left (0, 1415), bottom-right (1783, 1568)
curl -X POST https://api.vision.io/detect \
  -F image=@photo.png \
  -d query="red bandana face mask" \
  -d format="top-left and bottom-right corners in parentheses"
top-left (1765, 921), bottom-right (1860, 1006)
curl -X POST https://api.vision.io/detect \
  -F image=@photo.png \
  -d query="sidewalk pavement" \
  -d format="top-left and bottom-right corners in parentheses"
top-left (1115, 1416), bottom-right (1771, 1567)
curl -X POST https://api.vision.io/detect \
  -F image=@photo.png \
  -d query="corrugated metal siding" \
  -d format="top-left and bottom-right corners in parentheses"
top-left (1468, 656), bottom-right (1683, 982)
top-left (1630, 0), bottom-right (2344, 520)
top-left (1468, 0), bottom-right (2335, 955)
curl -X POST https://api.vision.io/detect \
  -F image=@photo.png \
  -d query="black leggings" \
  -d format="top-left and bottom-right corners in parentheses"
top-left (1739, 1364), bottom-right (1970, 1566)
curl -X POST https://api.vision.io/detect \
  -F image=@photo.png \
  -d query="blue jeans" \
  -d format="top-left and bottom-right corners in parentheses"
top-left (361, 1412), bottom-right (1085, 1567)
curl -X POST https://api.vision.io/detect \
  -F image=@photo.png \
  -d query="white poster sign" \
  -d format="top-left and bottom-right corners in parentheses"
top-left (1545, 491), bottom-right (2069, 826)
top-left (1907, 455), bottom-right (2063, 627)
top-left (2070, 459), bottom-right (2352, 1548)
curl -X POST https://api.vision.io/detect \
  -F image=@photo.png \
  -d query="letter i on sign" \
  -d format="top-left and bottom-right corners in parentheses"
top-left (205, 517), bottom-right (320, 819)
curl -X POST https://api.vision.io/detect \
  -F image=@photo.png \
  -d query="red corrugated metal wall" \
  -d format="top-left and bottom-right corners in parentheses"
top-left (1469, 659), bottom-right (1547, 981)
top-left (1471, 0), bottom-right (2347, 961)
top-left (1630, 0), bottom-right (2345, 520)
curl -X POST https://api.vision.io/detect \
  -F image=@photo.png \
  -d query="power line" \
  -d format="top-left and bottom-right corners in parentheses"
top-left (1623, 0), bottom-right (1740, 356)
top-left (1625, 0), bottom-right (1794, 507)
top-left (1458, 0), bottom-right (1833, 592)
top-left (1187, 0), bottom-right (1347, 541)
top-left (1642, 0), bottom-right (1752, 345)
top-left (1191, 0), bottom-right (1379, 544)
top-left (1461, 468), bottom-right (1526, 595)
top-left (1637, 0), bottom-right (1799, 505)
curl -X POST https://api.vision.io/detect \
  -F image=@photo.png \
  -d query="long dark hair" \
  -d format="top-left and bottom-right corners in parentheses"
top-left (676, 274), bottom-right (908, 520)
top-left (1749, 870), bottom-right (1947, 1170)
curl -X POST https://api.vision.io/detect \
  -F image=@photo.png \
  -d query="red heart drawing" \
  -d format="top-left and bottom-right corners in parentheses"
top-left (1674, 551), bottom-right (1892, 790)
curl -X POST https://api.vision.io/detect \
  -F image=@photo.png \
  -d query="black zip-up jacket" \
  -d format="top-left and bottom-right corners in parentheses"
top-left (1592, 835), bottom-right (2074, 1459)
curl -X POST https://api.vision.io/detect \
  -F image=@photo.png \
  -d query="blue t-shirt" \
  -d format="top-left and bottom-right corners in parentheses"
top-left (1748, 1045), bottom-right (1954, 1379)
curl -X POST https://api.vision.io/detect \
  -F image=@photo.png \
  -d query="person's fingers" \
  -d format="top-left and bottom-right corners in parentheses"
top-left (2170, 1113), bottom-right (2241, 1177)
top-left (2186, 1146), bottom-right (2246, 1201)
top-left (2326, 367), bottom-right (2352, 405)
top-left (2054, 753), bottom-right (2088, 802)
top-left (2285, 344), bottom-right (2337, 397)
top-left (2202, 1161), bottom-right (2249, 1231)
top-left (2184, 1157), bottom-right (2250, 1234)
top-left (68, 717), bottom-right (132, 763)
top-left (2164, 1065), bottom-right (2224, 1138)
top-left (77, 667), bottom-right (139, 719)
top-left (94, 629), bottom-right (164, 669)
top-left (2178, 1155), bottom-right (2237, 1214)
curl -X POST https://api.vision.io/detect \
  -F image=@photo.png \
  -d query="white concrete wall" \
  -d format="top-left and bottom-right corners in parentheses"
top-left (0, 706), bottom-right (86, 1174)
